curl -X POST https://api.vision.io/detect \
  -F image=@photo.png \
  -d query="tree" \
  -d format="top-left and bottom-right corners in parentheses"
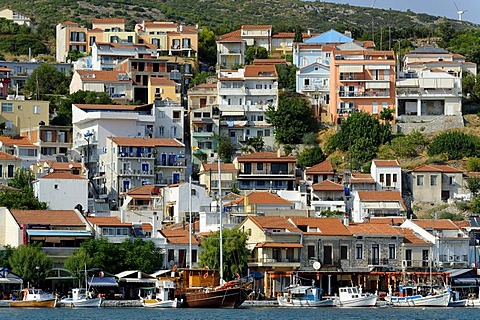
top-left (199, 228), bottom-right (249, 281)
top-left (64, 248), bottom-right (93, 286)
top-left (427, 131), bottom-right (477, 160)
top-left (9, 168), bottom-right (35, 189)
top-left (23, 63), bottom-right (69, 99)
top-left (245, 46), bottom-right (268, 64)
top-left (214, 134), bottom-right (235, 163)
top-left (379, 108), bottom-right (394, 123)
top-left (293, 25), bottom-right (303, 43)
top-left (275, 64), bottom-right (297, 91)
top-left (296, 146), bottom-right (326, 169)
top-left (0, 168), bottom-right (47, 209)
top-left (120, 238), bottom-right (164, 274)
top-left (472, 196), bottom-right (480, 214)
top-left (242, 136), bottom-right (264, 153)
top-left (190, 71), bottom-right (216, 87)
top-left (79, 238), bottom-right (123, 274)
top-left (466, 177), bottom-right (480, 197)
top-left (0, 245), bottom-right (14, 268)
top-left (467, 157), bottom-right (480, 172)
top-left (302, 132), bottom-right (318, 146)
top-left (379, 131), bottom-right (427, 159)
top-left (326, 111), bottom-right (392, 168)
top-left (198, 27), bottom-right (217, 67)
top-left (9, 244), bottom-right (52, 286)
top-left (265, 92), bottom-right (318, 145)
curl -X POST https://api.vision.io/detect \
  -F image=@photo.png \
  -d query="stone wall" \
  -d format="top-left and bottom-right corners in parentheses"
top-left (395, 115), bottom-right (464, 134)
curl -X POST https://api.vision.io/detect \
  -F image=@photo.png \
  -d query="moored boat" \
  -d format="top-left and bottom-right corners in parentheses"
top-left (182, 281), bottom-right (252, 308)
top-left (59, 288), bottom-right (102, 308)
top-left (10, 288), bottom-right (57, 308)
top-left (336, 286), bottom-right (377, 307)
top-left (385, 284), bottom-right (450, 307)
top-left (277, 284), bottom-right (334, 307)
top-left (140, 280), bottom-right (180, 308)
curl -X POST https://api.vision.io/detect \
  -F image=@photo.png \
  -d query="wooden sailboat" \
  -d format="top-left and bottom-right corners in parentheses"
top-left (10, 288), bottom-right (57, 308)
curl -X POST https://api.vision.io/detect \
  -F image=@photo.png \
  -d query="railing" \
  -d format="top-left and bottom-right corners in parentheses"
top-left (119, 169), bottom-right (154, 175)
top-left (239, 170), bottom-right (295, 175)
top-left (42, 247), bottom-right (80, 257)
top-left (248, 257), bottom-right (300, 263)
top-left (339, 91), bottom-right (389, 97)
top-left (403, 260), bottom-right (430, 268)
top-left (368, 258), bottom-right (389, 266)
top-left (154, 160), bottom-right (186, 167)
top-left (302, 85), bottom-right (329, 91)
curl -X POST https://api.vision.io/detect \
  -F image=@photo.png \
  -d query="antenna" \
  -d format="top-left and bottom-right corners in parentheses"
top-left (371, 0), bottom-right (377, 8)
top-left (453, 1), bottom-right (467, 21)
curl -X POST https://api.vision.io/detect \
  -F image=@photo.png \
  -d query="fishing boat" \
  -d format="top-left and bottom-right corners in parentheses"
top-left (385, 283), bottom-right (450, 307)
top-left (140, 280), bottom-right (180, 308)
top-left (277, 283), bottom-right (334, 307)
top-left (59, 288), bottom-right (102, 308)
top-left (10, 288), bottom-right (57, 308)
top-left (448, 290), bottom-right (468, 307)
top-left (336, 286), bottom-right (377, 307)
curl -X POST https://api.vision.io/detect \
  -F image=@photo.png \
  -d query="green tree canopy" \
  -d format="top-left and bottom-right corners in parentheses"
top-left (0, 168), bottom-right (47, 209)
top-left (293, 25), bottom-right (303, 43)
top-left (265, 92), bottom-right (318, 145)
top-left (0, 245), bottom-right (14, 269)
top-left (326, 111), bottom-right (392, 168)
top-left (296, 146), bottom-right (326, 169)
top-left (245, 46), bottom-right (268, 64)
top-left (275, 64), bottom-right (297, 91)
top-left (23, 63), bottom-right (70, 99)
top-left (242, 136), bottom-right (264, 153)
top-left (379, 131), bottom-right (428, 159)
top-left (198, 27), bottom-right (217, 67)
top-left (9, 244), bottom-right (52, 286)
top-left (467, 157), bottom-right (480, 172)
top-left (199, 227), bottom-right (249, 281)
top-left (466, 177), bottom-right (480, 197)
top-left (427, 131), bottom-right (477, 160)
top-left (64, 248), bottom-right (93, 287)
top-left (214, 134), bottom-right (235, 163)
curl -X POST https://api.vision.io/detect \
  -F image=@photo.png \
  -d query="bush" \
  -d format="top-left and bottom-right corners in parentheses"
top-left (427, 131), bottom-right (477, 160)
top-left (467, 157), bottom-right (480, 172)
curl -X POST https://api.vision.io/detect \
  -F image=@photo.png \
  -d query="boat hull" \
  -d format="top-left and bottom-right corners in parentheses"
top-left (277, 297), bottom-right (334, 307)
top-left (142, 298), bottom-right (179, 308)
top-left (10, 299), bottom-right (57, 308)
top-left (386, 292), bottom-right (450, 307)
top-left (60, 297), bottom-right (102, 308)
top-left (337, 295), bottom-right (377, 307)
top-left (183, 287), bottom-right (252, 308)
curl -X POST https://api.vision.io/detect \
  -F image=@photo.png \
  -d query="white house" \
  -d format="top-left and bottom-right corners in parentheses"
top-left (33, 171), bottom-right (88, 211)
top-left (351, 190), bottom-right (406, 223)
top-left (163, 182), bottom-right (212, 224)
top-left (370, 159), bottom-right (402, 192)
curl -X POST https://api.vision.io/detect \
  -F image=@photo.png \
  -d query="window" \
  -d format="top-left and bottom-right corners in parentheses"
top-left (44, 131), bottom-right (52, 142)
top-left (158, 126), bottom-right (164, 136)
top-left (257, 115), bottom-right (264, 121)
top-left (355, 243), bottom-right (363, 259)
top-left (158, 111), bottom-right (165, 118)
top-left (230, 131), bottom-right (235, 137)
top-left (0, 165), bottom-right (2, 177)
top-left (54, 184), bottom-right (58, 190)
top-left (173, 111), bottom-right (181, 119)
top-left (393, 174), bottom-right (397, 183)
top-left (449, 176), bottom-right (455, 185)
top-left (257, 163), bottom-right (263, 171)
top-left (192, 249), bottom-right (198, 263)
top-left (417, 175), bottom-right (424, 186)
top-left (307, 245), bottom-right (315, 258)
top-left (33, 105), bottom-right (40, 114)
top-left (382, 102), bottom-right (388, 109)
top-left (379, 174), bottom-right (384, 183)
top-left (340, 245), bottom-right (348, 260)
top-left (264, 129), bottom-right (271, 137)
top-left (372, 102), bottom-right (378, 114)
top-left (257, 130), bottom-right (263, 137)
top-left (430, 175), bottom-right (437, 186)
top-left (389, 244), bottom-right (396, 259)
top-left (194, 112), bottom-right (201, 118)
top-left (250, 115), bottom-right (256, 121)
top-left (1, 103), bottom-right (13, 112)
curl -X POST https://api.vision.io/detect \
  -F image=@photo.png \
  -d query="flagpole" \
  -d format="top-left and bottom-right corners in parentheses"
top-left (218, 156), bottom-right (224, 284)
top-left (188, 175), bottom-right (192, 268)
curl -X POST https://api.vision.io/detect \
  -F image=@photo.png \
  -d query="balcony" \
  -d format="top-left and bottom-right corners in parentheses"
top-left (154, 159), bottom-right (186, 167)
top-left (339, 91), bottom-right (390, 98)
top-left (402, 260), bottom-right (430, 269)
top-left (368, 258), bottom-right (390, 266)
top-left (302, 85), bottom-right (329, 92)
top-left (118, 152), bottom-right (154, 158)
top-left (119, 169), bottom-right (154, 176)
top-left (42, 247), bottom-right (80, 258)
top-left (248, 257), bottom-right (301, 268)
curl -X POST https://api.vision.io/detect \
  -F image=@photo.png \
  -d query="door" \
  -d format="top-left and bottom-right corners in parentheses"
top-left (323, 245), bottom-right (332, 265)
top-left (371, 244), bottom-right (379, 265)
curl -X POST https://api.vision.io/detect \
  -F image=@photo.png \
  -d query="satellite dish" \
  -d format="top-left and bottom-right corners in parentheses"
top-left (68, 164), bottom-right (73, 169)
top-left (49, 168), bottom-right (54, 173)
top-left (313, 261), bottom-right (321, 270)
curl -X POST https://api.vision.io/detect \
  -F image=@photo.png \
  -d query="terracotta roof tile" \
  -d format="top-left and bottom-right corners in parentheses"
top-left (126, 184), bottom-right (157, 196)
top-left (357, 190), bottom-right (404, 202)
top-left (289, 217), bottom-right (351, 236)
top-left (372, 159), bottom-right (400, 167)
top-left (350, 173), bottom-right (375, 183)
top-left (0, 136), bottom-right (35, 147)
top-left (149, 77), bottom-right (176, 86)
top-left (74, 104), bottom-right (146, 111)
top-left (244, 65), bottom-right (278, 78)
top-left (412, 165), bottom-right (463, 173)
top-left (144, 21), bottom-right (177, 28)
top-left (218, 30), bottom-right (242, 42)
top-left (142, 222), bottom-right (153, 231)
top-left (40, 171), bottom-right (87, 180)
top-left (347, 223), bottom-right (402, 235)
top-left (401, 228), bottom-right (429, 244)
top-left (0, 151), bottom-right (19, 160)
top-left (87, 216), bottom-right (130, 227)
top-left (227, 192), bottom-right (293, 206)
top-left (236, 151), bottom-right (296, 163)
top-left (92, 18), bottom-right (125, 24)
top-left (48, 161), bottom-right (83, 171)
top-left (253, 58), bottom-right (287, 65)
top-left (160, 227), bottom-right (199, 244)
top-left (306, 160), bottom-right (334, 174)
top-left (413, 219), bottom-right (460, 230)
top-left (109, 137), bottom-right (184, 147)
top-left (76, 70), bottom-right (131, 82)
top-left (241, 25), bottom-right (272, 30)
top-left (248, 216), bottom-right (301, 233)
top-left (200, 163), bottom-right (236, 172)
top-left (255, 242), bottom-right (302, 248)
top-left (312, 179), bottom-right (344, 191)
top-left (368, 217), bottom-right (406, 225)
top-left (11, 210), bottom-right (85, 227)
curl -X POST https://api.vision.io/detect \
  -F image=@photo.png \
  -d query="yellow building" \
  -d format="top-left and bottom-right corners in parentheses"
top-left (148, 77), bottom-right (180, 103)
top-left (0, 99), bottom-right (49, 134)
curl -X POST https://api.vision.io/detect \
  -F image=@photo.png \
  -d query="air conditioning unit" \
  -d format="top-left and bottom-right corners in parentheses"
top-left (309, 259), bottom-right (318, 266)
top-left (401, 260), bottom-right (408, 268)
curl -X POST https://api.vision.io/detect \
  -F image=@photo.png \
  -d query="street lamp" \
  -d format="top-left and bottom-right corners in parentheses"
top-left (84, 132), bottom-right (94, 180)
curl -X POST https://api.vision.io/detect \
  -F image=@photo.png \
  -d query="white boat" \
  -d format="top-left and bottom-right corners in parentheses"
top-left (448, 290), bottom-right (468, 307)
top-left (385, 284), bottom-right (450, 307)
top-left (277, 284), bottom-right (334, 307)
top-left (337, 286), bottom-right (377, 307)
top-left (10, 288), bottom-right (57, 308)
top-left (140, 280), bottom-right (180, 308)
top-left (60, 288), bottom-right (102, 308)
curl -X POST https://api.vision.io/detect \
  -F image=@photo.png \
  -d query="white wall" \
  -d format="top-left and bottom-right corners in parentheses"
top-left (0, 207), bottom-right (22, 247)
top-left (34, 178), bottom-right (88, 210)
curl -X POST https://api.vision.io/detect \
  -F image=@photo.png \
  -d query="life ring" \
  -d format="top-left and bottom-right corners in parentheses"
top-left (173, 264), bottom-right (178, 272)
top-left (287, 298), bottom-right (290, 303)
top-left (204, 272), bottom-right (208, 279)
top-left (23, 289), bottom-right (28, 300)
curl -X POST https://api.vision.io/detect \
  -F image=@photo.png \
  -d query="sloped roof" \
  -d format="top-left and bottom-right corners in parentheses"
top-left (305, 29), bottom-right (353, 44)
top-left (247, 216), bottom-right (301, 233)
top-left (200, 163), bottom-right (236, 172)
top-left (236, 151), bottom-right (296, 163)
top-left (413, 219), bottom-right (460, 230)
top-left (227, 191), bottom-right (293, 206)
top-left (0, 136), bottom-right (35, 147)
top-left (76, 70), bottom-right (131, 82)
top-left (350, 173), bottom-right (375, 183)
top-left (0, 151), bottom-right (19, 160)
top-left (39, 171), bottom-right (87, 180)
top-left (412, 165), bottom-right (463, 173)
top-left (241, 25), bottom-right (272, 30)
top-left (372, 159), bottom-right (400, 167)
top-left (11, 210), bottom-right (85, 227)
top-left (401, 228), bottom-right (429, 244)
top-left (408, 46), bottom-right (449, 54)
top-left (347, 223), bottom-right (402, 236)
top-left (160, 226), bottom-right (199, 244)
top-left (357, 190), bottom-right (404, 202)
top-left (87, 216), bottom-right (130, 227)
top-left (74, 104), bottom-right (145, 111)
top-left (312, 179), bottom-right (344, 191)
top-left (47, 161), bottom-right (83, 171)
top-left (92, 18), bottom-right (125, 24)
top-left (217, 29), bottom-right (242, 42)
top-left (149, 77), bottom-right (176, 86)
top-left (109, 137), bottom-right (184, 147)
top-left (144, 21), bottom-right (177, 28)
top-left (368, 217), bottom-right (406, 225)
top-left (244, 65), bottom-right (278, 78)
top-left (125, 185), bottom-right (160, 199)
top-left (306, 160), bottom-right (334, 174)
top-left (289, 217), bottom-right (351, 236)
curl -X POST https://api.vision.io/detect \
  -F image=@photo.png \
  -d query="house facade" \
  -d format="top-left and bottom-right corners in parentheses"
top-left (70, 70), bottom-right (133, 102)
top-left (20, 124), bottom-right (72, 160)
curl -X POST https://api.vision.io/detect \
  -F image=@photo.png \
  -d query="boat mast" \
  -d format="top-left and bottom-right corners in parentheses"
top-left (218, 156), bottom-right (224, 284)
top-left (188, 175), bottom-right (192, 268)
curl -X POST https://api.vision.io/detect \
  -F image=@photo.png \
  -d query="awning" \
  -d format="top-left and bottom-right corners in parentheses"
top-left (249, 271), bottom-right (264, 279)
top-left (339, 65), bottom-right (363, 73)
top-left (27, 230), bottom-right (92, 237)
top-left (255, 242), bottom-right (303, 248)
top-left (365, 65), bottom-right (390, 70)
top-left (88, 276), bottom-right (118, 287)
top-left (362, 202), bottom-right (402, 210)
top-left (221, 110), bottom-right (245, 116)
top-left (118, 278), bottom-right (156, 283)
top-left (451, 278), bottom-right (480, 286)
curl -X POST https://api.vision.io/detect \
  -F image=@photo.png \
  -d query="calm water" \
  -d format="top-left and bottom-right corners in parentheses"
top-left (0, 307), bottom-right (479, 320)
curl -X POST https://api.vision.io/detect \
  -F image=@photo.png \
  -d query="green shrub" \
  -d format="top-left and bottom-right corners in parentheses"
top-left (427, 131), bottom-right (477, 160)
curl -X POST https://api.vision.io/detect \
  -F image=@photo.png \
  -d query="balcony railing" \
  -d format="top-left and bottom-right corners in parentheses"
top-left (119, 169), bottom-right (154, 175)
top-left (248, 257), bottom-right (300, 263)
top-left (368, 258), bottom-right (389, 266)
top-left (339, 91), bottom-right (389, 98)
top-left (403, 260), bottom-right (430, 268)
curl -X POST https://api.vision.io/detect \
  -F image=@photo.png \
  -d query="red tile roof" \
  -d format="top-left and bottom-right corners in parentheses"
top-left (92, 18), bottom-right (125, 24)
top-left (413, 219), bottom-right (460, 230)
top-left (347, 223), bottom-right (402, 235)
top-left (0, 136), bottom-right (35, 147)
top-left (357, 190), bottom-right (404, 202)
top-left (227, 192), bottom-right (293, 206)
top-left (144, 21), bottom-right (177, 28)
top-left (217, 30), bottom-right (242, 42)
top-left (306, 160), bottom-right (334, 174)
top-left (401, 228), bottom-right (429, 244)
top-left (244, 65), bottom-right (278, 78)
top-left (372, 159), bottom-right (400, 167)
top-left (289, 217), bottom-right (352, 236)
top-left (142, 222), bottom-right (153, 231)
top-left (253, 58), bottom-right (287, 65)
top-left (74, 104), bottom-right (145, 111)
top-left (76, 70), bottom-right (131, 82)
top-left (11, 210), bottom-right (85, 227)
top-left (350, 173), bottom-right (375, 183)
top-left (368, 217), bottom-right (406, 225)
top-left (412, 165), bottom-right (463, 173)
top-left (255, 242), bottom-right (302, 248)
top-left (247, 216), bottom-right (301, 233)
top-left (0, 151), bottom-right (19, 161)
top-left (48, 161), bottom-right (83, 171)
top-left (201, 163), bottom-right (236, 172)
top-left (312, 179), bottom-right (344, 191)
top-left (241, 25), bottom-right (272, 30)
top-left (87, 216), bottom-right (130, 227)
top-left (109, 137), bottom-right (184, 147)
top-left (39, 171), bottom-right (87, 180)
top-left (149, 77), bottom-right (176, 86)
top-left (160, 227), bottom-right (199, 244)
top-left (236, 151), bottom-right (296, 163)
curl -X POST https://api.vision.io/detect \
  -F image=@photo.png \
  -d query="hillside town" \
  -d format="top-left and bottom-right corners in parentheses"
top-left (1, 6), bottom-right (480, 309)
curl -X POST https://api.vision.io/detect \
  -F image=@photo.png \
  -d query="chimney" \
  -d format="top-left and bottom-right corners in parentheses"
top-left (120, 209), bottom-right (126, 223)
top-left (195, 23), bottom-right (199, 29)
top-left (343, 215), bottom-right (349, 226)
top-left (152, 212), bottom-right (158, 238)
top-left (344, 30), bottom-right (352, 38)
top-left (179, 23), bottom-right (183, 32)
top-left (307, 28), bottom-right (311, 37)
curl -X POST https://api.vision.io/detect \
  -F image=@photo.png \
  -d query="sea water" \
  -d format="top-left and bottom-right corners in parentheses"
top-left (0, 306), bottom-right (478, 320)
